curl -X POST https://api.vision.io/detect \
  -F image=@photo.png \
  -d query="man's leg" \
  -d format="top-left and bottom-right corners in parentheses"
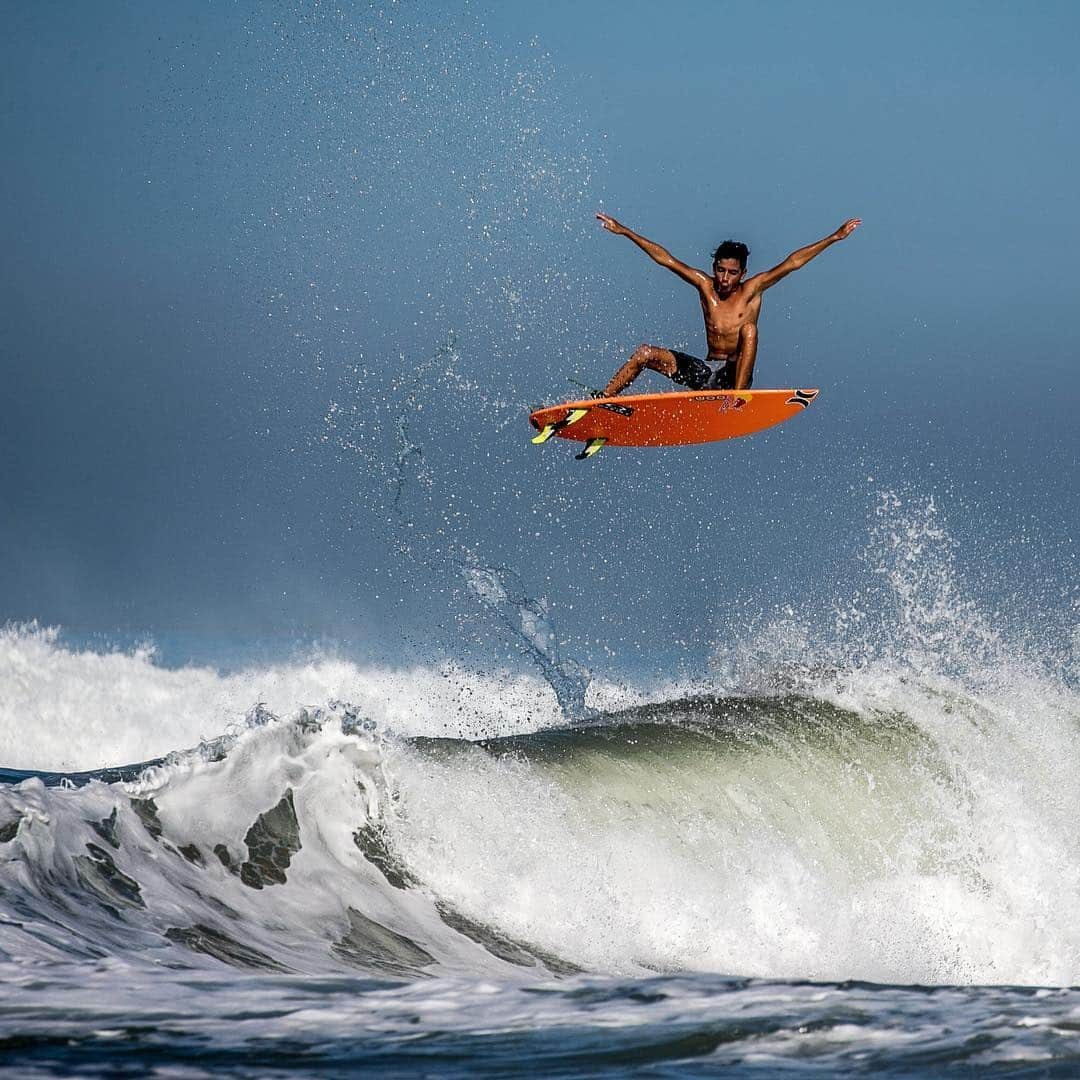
top-left (603, 344), bottom-right (679, 396)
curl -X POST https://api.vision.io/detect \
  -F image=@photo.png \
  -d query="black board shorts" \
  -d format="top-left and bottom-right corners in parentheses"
top-left (670, 351), bottom-right (749, 391)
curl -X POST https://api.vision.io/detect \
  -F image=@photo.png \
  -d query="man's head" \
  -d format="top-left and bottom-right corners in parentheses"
top-left (712, 240), bottom-right (749, 296)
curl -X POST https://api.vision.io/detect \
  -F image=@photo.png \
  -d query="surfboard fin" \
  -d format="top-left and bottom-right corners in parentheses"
top-left (575, 437), bottom-right (606, 460)
top-left (531, 408), bottom-right (589, 445)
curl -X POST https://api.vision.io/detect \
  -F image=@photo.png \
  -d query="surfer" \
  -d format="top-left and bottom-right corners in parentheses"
top-left (596, 214), bottom-right (861, 394)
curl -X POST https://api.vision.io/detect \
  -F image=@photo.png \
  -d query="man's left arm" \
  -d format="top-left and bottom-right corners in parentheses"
top-left (745, 218), bottom-right (861, 296)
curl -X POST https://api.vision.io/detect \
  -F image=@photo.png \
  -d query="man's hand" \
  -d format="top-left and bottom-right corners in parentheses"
top-left (745, 217), bottom-right (862, 296)
top-left (594, 214), bottom-right (711, 289)
top-left (833, 218), bottom-right (861, 240)
top-left (596, 212), bottom-right (626, 235)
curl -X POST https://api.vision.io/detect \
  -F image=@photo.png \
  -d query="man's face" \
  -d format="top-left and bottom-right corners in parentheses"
top-left (712, 258), bottom-right (745, 296)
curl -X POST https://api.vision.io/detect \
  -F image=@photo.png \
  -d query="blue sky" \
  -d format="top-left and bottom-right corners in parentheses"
top-left (2, 1), bottom-right (1077, 673)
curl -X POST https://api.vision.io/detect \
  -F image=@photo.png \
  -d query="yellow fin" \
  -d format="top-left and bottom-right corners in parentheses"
top-left (575, 437), bottom-right (606, 460)
top-left (532, 407), bottom-right (589, 445)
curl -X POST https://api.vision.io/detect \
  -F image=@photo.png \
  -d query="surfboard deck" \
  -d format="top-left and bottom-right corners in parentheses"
top-left (529, 389), bottom-right (819, 448)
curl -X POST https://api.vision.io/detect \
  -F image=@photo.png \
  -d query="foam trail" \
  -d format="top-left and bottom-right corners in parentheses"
top-left (386, 339), bottom-right (595, 720)
top-left (461, 556), bottom-right (594, 720)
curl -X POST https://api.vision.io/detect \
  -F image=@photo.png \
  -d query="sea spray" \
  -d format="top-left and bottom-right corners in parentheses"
top-left (0, 622), bottom-right (601, 771)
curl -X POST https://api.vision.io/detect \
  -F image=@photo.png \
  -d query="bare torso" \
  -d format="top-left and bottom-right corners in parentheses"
top-left (698, 281), bottom-right (762, 360)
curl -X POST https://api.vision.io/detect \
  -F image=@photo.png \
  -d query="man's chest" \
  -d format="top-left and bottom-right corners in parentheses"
top-left (700, 292), bottom-right (760, 327)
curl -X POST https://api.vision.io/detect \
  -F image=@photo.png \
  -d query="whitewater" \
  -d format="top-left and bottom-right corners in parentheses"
top-left (2, 497), bottom-right (1079, 1076)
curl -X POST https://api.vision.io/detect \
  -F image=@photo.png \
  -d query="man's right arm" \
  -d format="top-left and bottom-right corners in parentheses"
top-left (733, 322), bottom-right (758, 391)
top-left (596, 213), bottom-right (711, 289)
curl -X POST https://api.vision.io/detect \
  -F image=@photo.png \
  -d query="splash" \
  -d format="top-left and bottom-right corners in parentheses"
top-left (298, 5), bottom-right (607, 718)
top-left (460, 556), bottom-right (594, 720)
top-left (725, 491), bottom-right (1051, 694)
top-left (0, 622), bottom-right (598, 772)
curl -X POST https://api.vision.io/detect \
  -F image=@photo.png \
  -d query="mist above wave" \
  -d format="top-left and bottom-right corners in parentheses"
top-left (0, 623), bottom-right (650, 773)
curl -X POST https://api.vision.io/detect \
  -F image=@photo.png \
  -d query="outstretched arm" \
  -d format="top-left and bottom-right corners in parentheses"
top-left (596, 213), bottom-right (711, 289)
top-left (745, 218), bottom-right (861, 296)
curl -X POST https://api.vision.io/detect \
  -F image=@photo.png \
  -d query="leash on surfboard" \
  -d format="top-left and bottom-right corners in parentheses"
top-left (529, 379), bottom-right (600, 448)
top-left (531, 410), bottom-right (607, 460)
top-left (567, 378), bottom-right (634, 418)
top-left (568, 377), bottom-right (604, 398)
top-left (529, 377), bottom-right (634, 459)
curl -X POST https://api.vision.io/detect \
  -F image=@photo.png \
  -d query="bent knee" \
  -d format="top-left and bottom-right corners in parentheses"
top-left (638, 344), bottom-right (675, 366)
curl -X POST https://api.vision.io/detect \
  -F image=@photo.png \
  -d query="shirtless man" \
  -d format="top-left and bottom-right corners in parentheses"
top-left (596, 214), bottom-right (861, 394)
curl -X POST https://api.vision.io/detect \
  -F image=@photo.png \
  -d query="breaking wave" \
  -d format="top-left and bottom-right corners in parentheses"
top-left (2, 496), bottom-right (1078, 991)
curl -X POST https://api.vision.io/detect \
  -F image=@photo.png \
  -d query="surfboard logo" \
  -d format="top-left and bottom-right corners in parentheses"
top-left (596, 402), bottom-right (634, 417)
top-left (786, 389), bottom-right (819, 409)
top-left (703, 393), bottom-right (750, 414)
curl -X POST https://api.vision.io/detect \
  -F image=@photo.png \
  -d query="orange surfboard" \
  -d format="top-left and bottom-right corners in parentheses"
top-left (529, 389), bottom-right (819, 454)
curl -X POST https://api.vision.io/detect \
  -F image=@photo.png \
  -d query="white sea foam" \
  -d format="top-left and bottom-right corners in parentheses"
top-left (382, 668), bottom-right (1080, 986)
top-left (4, 645), bottom-right (1077, 987)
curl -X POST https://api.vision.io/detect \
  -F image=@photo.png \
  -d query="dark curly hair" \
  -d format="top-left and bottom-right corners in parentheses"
top-left (711, 240), bottom-right (749, 270)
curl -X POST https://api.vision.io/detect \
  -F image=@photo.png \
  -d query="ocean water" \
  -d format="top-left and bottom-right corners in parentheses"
top-left (5, 5), bottom-right (1079, 1075)
top-left (3, 504), bottom-right (1079, 1077)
